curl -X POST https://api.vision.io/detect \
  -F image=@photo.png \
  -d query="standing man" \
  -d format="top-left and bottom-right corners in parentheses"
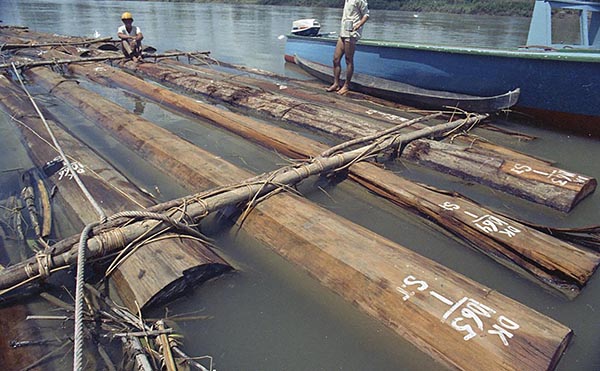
top-left (326, 0), bottom-right (369, 95)
top-left (118, 12), bottom-right (144, 62)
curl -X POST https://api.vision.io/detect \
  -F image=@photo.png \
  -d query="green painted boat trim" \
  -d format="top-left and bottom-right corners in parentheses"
top-left (287, 34), bottom-right (600, 63)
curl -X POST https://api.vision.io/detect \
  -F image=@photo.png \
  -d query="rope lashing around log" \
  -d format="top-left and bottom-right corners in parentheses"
top-left (103, 210), bottom-right (214, 277)
top-left (29, 251), bottom-right (52, 278)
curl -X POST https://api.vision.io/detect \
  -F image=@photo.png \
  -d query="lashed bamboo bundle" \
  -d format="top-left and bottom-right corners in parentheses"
top-left (0, 36), bottom-right (112, 50)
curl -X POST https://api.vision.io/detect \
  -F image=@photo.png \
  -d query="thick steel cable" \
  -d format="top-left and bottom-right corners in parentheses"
top-left (11, 63), bottom-right (106, 371)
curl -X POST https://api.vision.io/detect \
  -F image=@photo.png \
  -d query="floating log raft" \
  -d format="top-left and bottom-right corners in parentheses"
top-left (121, 59), bottom-right (596, 212)
top-left (0, 73), bottom-right (231, 311)
top-left (4, 64), bottom-right (576, 370)
top-left (2, 32), bottom-right (595, 212)
top-left (65, 60), bottom-right (600, 298)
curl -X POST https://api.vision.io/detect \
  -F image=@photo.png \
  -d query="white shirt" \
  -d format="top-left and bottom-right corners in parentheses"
top-left (340, 0), bottom-right (369, 39)
top-left (117, 25), bottom-right (141, 37)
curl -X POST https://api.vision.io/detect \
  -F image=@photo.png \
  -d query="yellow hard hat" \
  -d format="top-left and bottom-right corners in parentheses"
top-left (121, 12), bottom-right (133, 20)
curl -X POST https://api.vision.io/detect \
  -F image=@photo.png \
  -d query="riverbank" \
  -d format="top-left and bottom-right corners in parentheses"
top-left (163, 0), bottom-right (534, 17)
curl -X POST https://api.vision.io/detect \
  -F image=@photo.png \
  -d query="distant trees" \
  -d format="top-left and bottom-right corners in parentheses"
top-left (184, 0), bottom-right (536, 17)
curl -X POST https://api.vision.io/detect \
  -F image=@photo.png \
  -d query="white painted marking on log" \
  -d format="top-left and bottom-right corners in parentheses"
top-left (395, 274), bottom-right (520, 345)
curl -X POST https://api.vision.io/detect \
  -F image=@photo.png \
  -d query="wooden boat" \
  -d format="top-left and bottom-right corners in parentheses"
top-left (293, 55), bottom-right (520, 113)
top-left (284, 0), bottom-right (600, 127)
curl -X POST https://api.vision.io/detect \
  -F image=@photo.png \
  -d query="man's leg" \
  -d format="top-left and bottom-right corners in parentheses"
top-left (121, 40), bottom-right (133, 58)
top-left (338, 38), bottom-right (356, 95)
top-left (326, 37), bottom-right (345, 92)
top-left (132, 40), bottom-right (142, 62)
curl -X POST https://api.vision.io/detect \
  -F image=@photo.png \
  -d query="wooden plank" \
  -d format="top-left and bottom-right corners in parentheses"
top-left (67, 61), bottom-right (600, 297)
top-left (19, 65), bottom-right (575, 370)
top-left (0, 74), bottom-right (231, 311)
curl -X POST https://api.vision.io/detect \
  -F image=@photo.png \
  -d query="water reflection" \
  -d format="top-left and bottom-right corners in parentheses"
top-left (1, 1), bottom-right (531, 76)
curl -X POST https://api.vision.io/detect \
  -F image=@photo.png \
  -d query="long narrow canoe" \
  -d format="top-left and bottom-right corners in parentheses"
top-left (293, 55), bottom-right (520, 113)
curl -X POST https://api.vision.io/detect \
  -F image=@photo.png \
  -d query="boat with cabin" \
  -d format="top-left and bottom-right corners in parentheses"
top-left (284, 0), bottom-right (600, 130)
top-left (291, 18), bottom-right (320, 37)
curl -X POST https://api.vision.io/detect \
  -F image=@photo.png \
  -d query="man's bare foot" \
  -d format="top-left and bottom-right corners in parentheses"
top-left (326, 84), bottom-right (340, 92)
top-left (337, 85), bottom-right (350, 95)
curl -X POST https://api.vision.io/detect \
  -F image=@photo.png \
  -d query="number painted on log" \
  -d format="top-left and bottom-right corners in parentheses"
top-left (395, 275), bottom-right (520, 346)
top-left (438, 201), bottom-right (521, 238)
top-left (55, 156), bottom-right (86, 180)
top-left (509, 162), bottom-right (590, 187)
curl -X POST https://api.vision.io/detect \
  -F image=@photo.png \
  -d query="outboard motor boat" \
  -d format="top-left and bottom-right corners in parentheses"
top-left (291, 19), bottom-right (320, 37)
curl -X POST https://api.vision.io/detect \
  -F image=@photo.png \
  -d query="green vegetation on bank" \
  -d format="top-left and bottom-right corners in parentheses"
top-left (169, 0), bottom-right (536, 17)
top-left (270, 0), bottom-right (534, 16)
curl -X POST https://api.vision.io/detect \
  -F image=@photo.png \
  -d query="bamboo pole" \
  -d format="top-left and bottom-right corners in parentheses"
top-left (156, 320), bottom-right (177, 371)
top-left (0, 51), bottom-right (210, 69)
top-left (33, 171), bottom-right (52, 237)
top-left (0, 36), bottom-right (112, 50)
top-left (2, 65), bottom-right (576, 370)
top-left (67, 61), bottom-right (600, 297)
top-left (124, 59), bottom-right (596, 212)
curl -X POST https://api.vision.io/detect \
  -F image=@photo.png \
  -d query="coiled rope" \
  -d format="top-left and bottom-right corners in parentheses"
top-left (11, 63), bottom-right (106, 371)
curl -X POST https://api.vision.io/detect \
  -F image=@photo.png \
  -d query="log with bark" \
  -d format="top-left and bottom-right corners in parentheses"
top-left (0, 64), bottom-right (577, 370)
top-left (122, 59), bottom-right (596, 212)
top-left (65, 60), bottom-right (600, 298)
top-left (164, 58), bottom-right (543, 160)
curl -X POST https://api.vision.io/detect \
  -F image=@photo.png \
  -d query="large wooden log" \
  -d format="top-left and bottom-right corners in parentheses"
top-left (164, 58), bottom-right (546, 164)
top-left (18, 65), bottom-right (576, 370)
top-left (402, 140), bottom-right (597, 212)
top-left (67, 61), bottom-right (600, 298)
top-left (123, 60), bottom-right (596, 212)
top-left (0, 74), bottom-right (231, 311)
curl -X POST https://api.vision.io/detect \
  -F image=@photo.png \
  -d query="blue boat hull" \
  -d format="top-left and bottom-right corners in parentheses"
top-left (285, 35), bottom-right (600, 119)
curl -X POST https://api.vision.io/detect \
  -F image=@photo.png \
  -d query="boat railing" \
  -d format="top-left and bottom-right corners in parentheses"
top-left (527, 0), bottom-right (600, 49)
